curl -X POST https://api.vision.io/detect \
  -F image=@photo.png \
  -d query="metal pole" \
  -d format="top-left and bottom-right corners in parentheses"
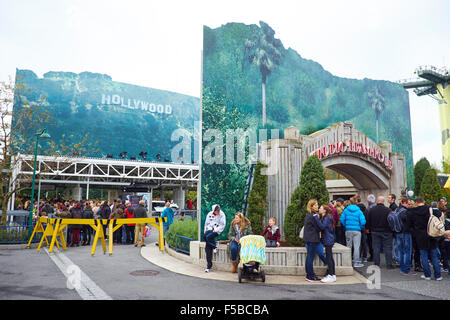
top-left (28, 136), bottom-right (39, 237)
top-left (86, 179), bottom-right (90, 200)
top-left (37, 179), bottom-right (41, 210)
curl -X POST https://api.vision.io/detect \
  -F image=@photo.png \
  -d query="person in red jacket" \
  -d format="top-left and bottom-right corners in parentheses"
top-left (124, 202), bottom-right (136, 244)
top-left (261, 217), bottom-right (281, 247)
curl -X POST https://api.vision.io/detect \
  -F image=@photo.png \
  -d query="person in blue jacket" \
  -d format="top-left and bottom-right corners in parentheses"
top-left (314, 204), bottom-right (336, 283)
top-left (161, 202), bottom-right (174, 238)
top-left (340, 197), bottom-right (366, 268)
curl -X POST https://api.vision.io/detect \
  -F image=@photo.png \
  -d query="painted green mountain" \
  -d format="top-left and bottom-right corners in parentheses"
top-left (13, 69), bottom-right (200, 162)
top-left (203, 21), bottom-right (413, 181)
top-left (201, 21), bottom-right (414, 237)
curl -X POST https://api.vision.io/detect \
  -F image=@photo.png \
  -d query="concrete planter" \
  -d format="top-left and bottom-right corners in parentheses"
top-left (189, 241), bottom-right (354, 276)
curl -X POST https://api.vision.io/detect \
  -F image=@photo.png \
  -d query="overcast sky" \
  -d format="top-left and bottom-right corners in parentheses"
top-left (0, 0), bottom-right (448, 168)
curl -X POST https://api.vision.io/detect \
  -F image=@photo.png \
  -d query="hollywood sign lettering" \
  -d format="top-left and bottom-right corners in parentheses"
top-left (310, 141), bottom-right (393, 171)
top-left (101, 94), bottom-right (172, 115)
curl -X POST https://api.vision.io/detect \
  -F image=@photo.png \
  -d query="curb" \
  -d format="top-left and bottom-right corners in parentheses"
top-left (140, 242), bottom-right (369, 286)
top-left (0, 243), bottom-right (39, 250)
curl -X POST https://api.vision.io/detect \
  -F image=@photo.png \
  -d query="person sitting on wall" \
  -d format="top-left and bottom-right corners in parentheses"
top-left (203, 204), bottom-right (226, 273)
top-left (228, 212), bottom-right (252, 273)
top-left (261, 217), bottom-right (281, 247)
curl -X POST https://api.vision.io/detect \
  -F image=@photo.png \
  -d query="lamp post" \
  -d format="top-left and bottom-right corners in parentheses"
top-left (28, 128), bottom-right (51, 237)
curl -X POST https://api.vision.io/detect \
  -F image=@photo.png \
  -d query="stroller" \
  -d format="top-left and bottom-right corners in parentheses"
top-left (237, 235), bottom-right (266, 283)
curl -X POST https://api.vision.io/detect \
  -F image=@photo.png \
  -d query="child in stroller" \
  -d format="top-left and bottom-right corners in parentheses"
top-left (238, 235), bottom-right (266, 283)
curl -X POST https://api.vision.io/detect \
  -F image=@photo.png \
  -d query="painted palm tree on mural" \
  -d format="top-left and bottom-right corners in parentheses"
top-left (368, 86), bottom-right (385, 144)
top-left (245, 21), bottom-right (282, 126)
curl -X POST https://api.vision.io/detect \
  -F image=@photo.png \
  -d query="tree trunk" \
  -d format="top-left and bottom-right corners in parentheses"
top-left (262, 81), bottom-right (266, 126)
top-left (1, 198), bottom-right (9, 226)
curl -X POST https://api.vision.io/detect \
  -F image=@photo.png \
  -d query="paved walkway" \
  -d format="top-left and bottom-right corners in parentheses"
top-left (140, 242), bottom-right (370, 286)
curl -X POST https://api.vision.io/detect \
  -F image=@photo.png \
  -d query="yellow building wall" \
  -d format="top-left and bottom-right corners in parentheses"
top-left (438, 83), bottom-right (450, 164)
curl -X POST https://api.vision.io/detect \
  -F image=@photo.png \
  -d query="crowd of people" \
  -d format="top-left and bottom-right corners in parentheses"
top-left (24, 198), bottom-right (176, 248)
top-left (203, 194), bottom-right (450, 284)
top-left (21, 193), bottom-right (450, 284)
top-left (304, 194), bottom-right (450, 282)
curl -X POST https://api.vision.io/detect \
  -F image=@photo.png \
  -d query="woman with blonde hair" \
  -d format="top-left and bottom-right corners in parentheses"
top-left (228, 212), bottom-right (252, 273)
top-left (304, 199), bottom-right (322, 282)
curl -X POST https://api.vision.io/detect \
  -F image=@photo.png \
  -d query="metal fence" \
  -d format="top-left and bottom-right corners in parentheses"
top-left (151, 210), bottom-right (198, 220)
top-left (0, 223), bottom-right (41, 244)
top-left (165, 231), bottom-right (194, 254)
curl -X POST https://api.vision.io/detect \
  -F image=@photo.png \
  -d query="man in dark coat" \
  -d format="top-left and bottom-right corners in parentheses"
top-left (355, 195), bottom-right (369, 263)
top-left (406, 197), bottom-right (442, 280)
top-left (134, 200), bottom-right (148, 247)
top-left (367, 196), bottom-right (394, 268)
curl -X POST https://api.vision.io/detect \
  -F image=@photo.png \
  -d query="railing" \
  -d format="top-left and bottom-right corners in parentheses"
top-left (152, 210), bottom-right (198, 220)
top-left (165, 231), bottom-right (194, 254)
top-left (0, 223), bottom-right (41, 244)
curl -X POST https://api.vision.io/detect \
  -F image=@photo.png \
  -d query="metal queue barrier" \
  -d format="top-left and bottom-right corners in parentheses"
top-left (26, 216), bottom-right (167, 255)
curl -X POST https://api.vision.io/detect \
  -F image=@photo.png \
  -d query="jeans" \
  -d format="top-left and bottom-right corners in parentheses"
top-left (360, 230), bottom-right (368, 259)
top-left (230, 240), bottom-right (241, 261)
top-left (113, 223), bottom-right (122, 243)
top-left (396, 233), bottom-right (412, 273)
top-left (204, 230), bottom-right (219, 269)
top-left (121, 225), bottom-right (127, 243)
top-left (204, 230), bottom-right (218, 248)
top-left (392, 234), bottom-right (399, 263)
top-left (82, 225), bottom-right (91, 244)
top-left (305, 242), bottom-right (319, 279)
top-left (266, 239), bottom-right (277, 247)
top-left (372, 232), bottom-right (393, 266)
top-left (442, 240), bottom-right (450, 271)
top-left (420, 248), bottom-right (441, 279)
top-left (305, 243), bottom-right (327, 265)
top-left (325, 245), bottom-right (335, 276)
top-left (345, 230), bottom-right (362, 264)
top-left (163, 225), bottom-right (169, 237)
top-left (126, 225), bottom-right (135, 243)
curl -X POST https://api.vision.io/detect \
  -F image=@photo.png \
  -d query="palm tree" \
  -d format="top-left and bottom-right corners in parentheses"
top-left (368, 86), bottom-right (385, 144)
top-left (245, 22), bottom-right (282, 126)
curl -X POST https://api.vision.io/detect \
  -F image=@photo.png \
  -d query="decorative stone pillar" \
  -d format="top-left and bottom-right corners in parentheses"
top-left (72, 184), bottom-right (83, 201)
top-left (173, 186), bottom-right (185, 209)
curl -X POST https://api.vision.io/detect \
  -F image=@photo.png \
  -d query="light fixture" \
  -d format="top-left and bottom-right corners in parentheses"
top-left (119, 152), bottom-right (127, 159)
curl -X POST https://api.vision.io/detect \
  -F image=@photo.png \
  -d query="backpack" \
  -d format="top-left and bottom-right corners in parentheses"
top-left (387, 209), bottom-right (403, 233)
top-left (427, 208), bottom-right (445, 238)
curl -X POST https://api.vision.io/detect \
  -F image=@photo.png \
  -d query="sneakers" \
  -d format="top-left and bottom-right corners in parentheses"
top-left (204, 268), bottom-right (210, 273)
top-left (421, 275), bottom-right (431, 280)
top-left (436, 277), bottom-right (443, 281)
top-left (305, 276), bottom-right (321, 282)
top-left (353, 263), bottom-right (364, 268)
top-left (321, 275), bottom-right (336, 283)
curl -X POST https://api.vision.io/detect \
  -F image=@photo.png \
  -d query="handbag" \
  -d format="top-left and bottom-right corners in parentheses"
top-left (299, 226), bottom-right (304, 239)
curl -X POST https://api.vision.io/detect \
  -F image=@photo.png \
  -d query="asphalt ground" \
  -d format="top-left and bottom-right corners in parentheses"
top-left (0, 229), bottom-right (448, 301)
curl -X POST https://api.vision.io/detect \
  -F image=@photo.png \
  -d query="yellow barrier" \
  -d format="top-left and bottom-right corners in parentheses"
top-left (27, 216), bottom-right (167, 255)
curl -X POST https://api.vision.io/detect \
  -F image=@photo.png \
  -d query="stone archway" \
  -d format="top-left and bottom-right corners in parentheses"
top-left (260, 121), bottom-right (407, 238)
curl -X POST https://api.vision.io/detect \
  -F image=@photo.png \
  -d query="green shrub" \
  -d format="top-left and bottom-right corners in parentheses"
top-left (246, 161), bottom-right (268, 235)
top-left (166, 219), bottom-right (198, 252)
top-left (414, 157), bottom-right (430, 196)
top-left (284, 155), bottom-right (329, 246)
top-left (420, 167), bottom-right (443, 204)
